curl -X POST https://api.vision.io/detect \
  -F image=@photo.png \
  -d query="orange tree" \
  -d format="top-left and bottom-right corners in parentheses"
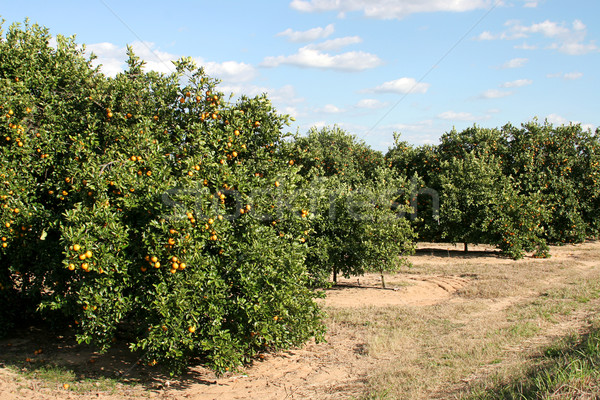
top-left (386, 126), bottom-right (549, 259)
top-left (434, 152), bottom-right (548, 258)
top-left (503, 120), bottom-right (600, 243)
top-left (284, 127), bottom-right (415, 284)
top-left (0, 21), bottom-right (323, 373)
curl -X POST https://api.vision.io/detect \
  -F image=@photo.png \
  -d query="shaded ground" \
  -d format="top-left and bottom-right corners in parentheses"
top-left (1, 241), bottom-right (599, 399)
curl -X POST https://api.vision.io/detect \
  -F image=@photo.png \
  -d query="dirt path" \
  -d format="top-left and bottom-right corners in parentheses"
top-left (1, 241), bottom-right (599, 400)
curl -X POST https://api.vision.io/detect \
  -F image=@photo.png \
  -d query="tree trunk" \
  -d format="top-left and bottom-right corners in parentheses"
top-left (380, 272), bottom-right (386, 289)
top-left (464, 242), bottom-right (468, 252)
top-left (333, 266), bottom-right (337, 284)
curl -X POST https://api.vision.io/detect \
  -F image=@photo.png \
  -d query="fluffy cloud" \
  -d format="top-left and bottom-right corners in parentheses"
top-left (545, 113), bottom-right (595, 131)
top-left (476, 19), bottom-right (599, 55)
top-left (479, 89), bottom-right (513, 99)
top-left (514, 42), bottom-right (537, 50)
top-left (437, 111), bottom-right (481, 121)
top-left (316, 104), bottom-right (345, 113)
top-left (306, 36), bottom-right (363, 51)
top-left (546, 71), bottom-right (583, 80)
top-left (500, 79), bottom-right (533, 88)
top-left (289, 0), bottom-right (490, 20)
top-left (276, 24), bottom-right (335, 42)
top-left (201, 60), bottom-right (257, 83)
top-left (261, 47), bottom-right (382, 71)
top-left (501, 57), bottom-right (528, 68)
top-left (219, 84), bottom-right (304, 106)
top-left (370, 77), bottom-right (430, 94)
top-left (86, 41), bottom-right (257, 82)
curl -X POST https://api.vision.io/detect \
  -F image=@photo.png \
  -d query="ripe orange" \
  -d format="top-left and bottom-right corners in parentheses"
top-left (85, 250), bottom-right (93, 259)
top-left (188, 326), bottom-right (196, 333)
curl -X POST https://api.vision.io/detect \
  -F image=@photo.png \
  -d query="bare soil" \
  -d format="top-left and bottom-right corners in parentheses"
top-left (1, 241), bottom-right (599, 400)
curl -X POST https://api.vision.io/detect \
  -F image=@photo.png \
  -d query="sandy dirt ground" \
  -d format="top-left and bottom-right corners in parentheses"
top-left (1, 241), bottom-right (598, 400)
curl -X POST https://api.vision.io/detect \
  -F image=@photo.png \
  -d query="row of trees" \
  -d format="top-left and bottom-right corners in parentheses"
top-left (1, 20), bottom-right (598, 374)
top-left (386, 122), bottom-right (600, 257)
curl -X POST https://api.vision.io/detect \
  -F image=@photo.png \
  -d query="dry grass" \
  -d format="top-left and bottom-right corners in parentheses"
top-left (320, 242), bottom-right (600, 399)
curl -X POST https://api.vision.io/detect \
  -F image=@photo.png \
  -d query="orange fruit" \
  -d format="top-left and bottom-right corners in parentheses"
top-left (188, 326), bottom-right (196, 333)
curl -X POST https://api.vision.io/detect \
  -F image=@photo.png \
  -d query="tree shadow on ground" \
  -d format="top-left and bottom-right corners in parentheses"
top-left (414, 247), bottom-right (502, 259)
top-left (0, 321), bottom-right (223, 392)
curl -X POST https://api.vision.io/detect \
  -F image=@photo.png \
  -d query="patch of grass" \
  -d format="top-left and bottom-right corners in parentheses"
top-left (7, 363), bottom-right (129, 394)
top-left (464, 319), bottom-right (600, 399)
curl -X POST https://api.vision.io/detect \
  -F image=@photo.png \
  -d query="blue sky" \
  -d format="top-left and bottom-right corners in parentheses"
top-left (2, 0), bottom-right (599, 151)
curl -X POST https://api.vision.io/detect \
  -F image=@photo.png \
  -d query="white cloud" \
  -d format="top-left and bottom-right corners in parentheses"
top-left (556, 41), bottom-right (599, 56)
top-left (523, 1), bottom-right (538, 8)
top-left (547, 71), bottom-right (583, 80)
top-left (289, 0), bottom-right (490, 20)
top-left (87, 42), bottom-right (128, 76)
top-left (220, 84), bottom-right (304, 106)
top-left (545, 113), bottom-right (595, 131)
top-left (514, 42), bottom-right (537, 50)
top-left (306, 36), bottom-right (363, 51)
top-left (563, 71), bottom-right (584, 80)
top-left (501, 57), bottom-right (528, 68)
top-left (261, 46), bottom-right (382, 71)
top-left (476, 31), bottom-right (497, 40)
top-left (546, 113), bottom-right (568, 125)
top-left (370, 77), bottom-right (430, 94)
top-left (316, 104), bottom-right (345, 113)
top-left (500, 78), bottom-right (533, 88)
top-left (86, 41), bottom-right (257, 83)
top-left (201, 60), bottom-right (257, 82)
top-left (355, 98), bottom-right (389, 109)
top-left (478, 19), bottom-right (599, 55)
top-left (437, 111), bottom-right (481, 121)
top-left (86, 40), bottom-right (178, 76)
top-left (276, 24), bottom-right (335, 42)
top-left (480, 89), bottom-right (513, 99)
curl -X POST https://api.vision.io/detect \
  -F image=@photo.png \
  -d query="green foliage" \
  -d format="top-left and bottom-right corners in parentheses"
top-left (0, 20), bottom-right (323, 374)
top-left (503, 120), bottom-right (600, 243)
top-left (286, 127), bottom-right (416, 283)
